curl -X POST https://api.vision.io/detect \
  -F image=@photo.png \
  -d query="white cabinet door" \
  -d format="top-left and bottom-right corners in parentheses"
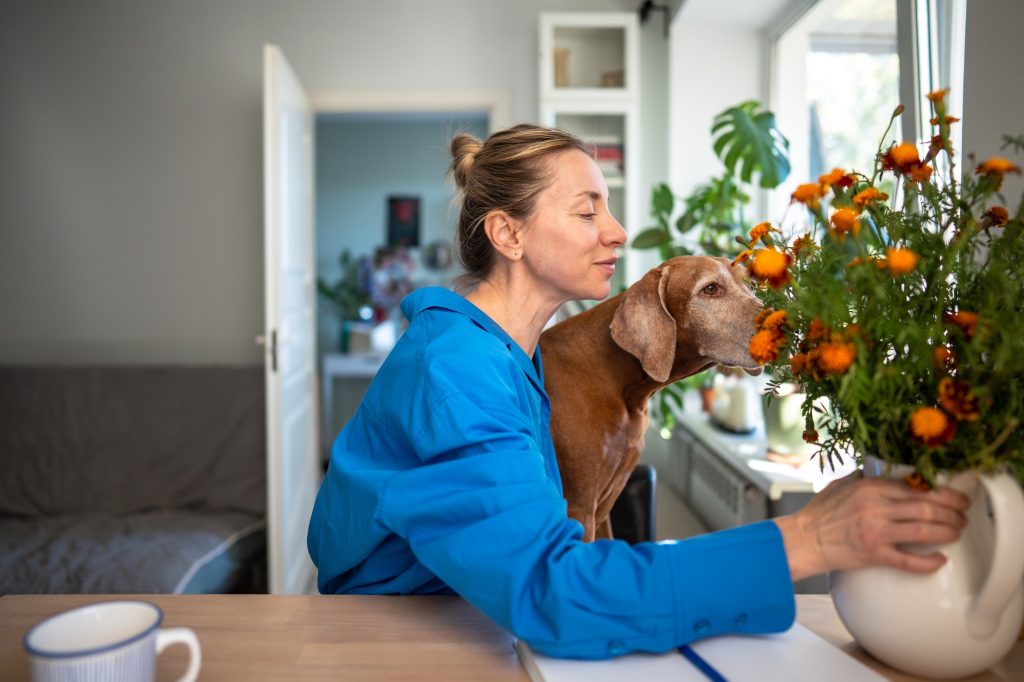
top-left (262, 43), bottom-right (318, 595)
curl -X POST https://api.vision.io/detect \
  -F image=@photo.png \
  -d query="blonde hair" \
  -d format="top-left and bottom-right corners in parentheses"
top-left (449, 124), bottom-right (588, 286)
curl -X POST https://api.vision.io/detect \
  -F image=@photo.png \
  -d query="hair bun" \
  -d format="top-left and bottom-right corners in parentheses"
top-left (450, 133), bottom-right (483, 190)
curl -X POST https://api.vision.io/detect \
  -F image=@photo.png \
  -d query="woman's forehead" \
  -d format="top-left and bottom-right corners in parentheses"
top-left (545, 150), bottom-right (606, 200)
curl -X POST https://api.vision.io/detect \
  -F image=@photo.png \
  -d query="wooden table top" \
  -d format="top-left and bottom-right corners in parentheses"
top-left (1, 594), bottom-right (1020, 681)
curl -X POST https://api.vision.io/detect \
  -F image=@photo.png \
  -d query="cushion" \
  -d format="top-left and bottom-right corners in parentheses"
top-left (0, 510), bottom-right (265, 594)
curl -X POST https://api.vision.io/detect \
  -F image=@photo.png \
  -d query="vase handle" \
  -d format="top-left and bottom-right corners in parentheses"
top-left (967, 472), bottom-right (1024, 638)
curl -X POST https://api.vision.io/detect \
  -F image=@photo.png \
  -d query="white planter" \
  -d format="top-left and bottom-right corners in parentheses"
top-left (830, 456), bottom-right (1024, 678)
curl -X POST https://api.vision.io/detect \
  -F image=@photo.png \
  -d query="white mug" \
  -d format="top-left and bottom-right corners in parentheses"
top-left (24, 600), bottom-right (200, 682)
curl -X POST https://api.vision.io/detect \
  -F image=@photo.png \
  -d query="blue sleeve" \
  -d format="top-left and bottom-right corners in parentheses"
top-left (374, 358), bottom-right (795, 659)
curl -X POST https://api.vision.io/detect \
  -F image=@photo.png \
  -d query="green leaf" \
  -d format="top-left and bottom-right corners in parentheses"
top-left (651, 183), bottom-right (674, 216)
top-left (631, 227), bottom-right (670, 249)
top-left (711, 101), bottom-right (791, 189)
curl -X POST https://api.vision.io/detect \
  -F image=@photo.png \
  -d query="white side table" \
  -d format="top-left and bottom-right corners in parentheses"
top-left (321, 352), bottom-right (385, 454)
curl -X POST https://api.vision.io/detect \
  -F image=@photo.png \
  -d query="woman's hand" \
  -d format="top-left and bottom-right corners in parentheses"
top-left (773, 473), bottom-right (971, 582)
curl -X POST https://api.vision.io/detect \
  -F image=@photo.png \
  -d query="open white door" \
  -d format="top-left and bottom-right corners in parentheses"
top-left (262, 43), bottom-right (319, 595)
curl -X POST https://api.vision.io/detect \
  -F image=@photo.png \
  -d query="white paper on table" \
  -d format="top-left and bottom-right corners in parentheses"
top-left (515, 623), bottom-right (886, 682)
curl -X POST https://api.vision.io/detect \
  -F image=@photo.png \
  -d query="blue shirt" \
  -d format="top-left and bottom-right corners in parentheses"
top-left (308, 287), bottom-right (795, 659)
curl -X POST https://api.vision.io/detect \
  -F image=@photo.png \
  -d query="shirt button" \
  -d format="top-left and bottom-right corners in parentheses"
top-left (693, 619), bottom-right (710, 634)
top-left (608, 639), bottom-right (626, 656)
top-left (734, 613), bottom-right (748, 627)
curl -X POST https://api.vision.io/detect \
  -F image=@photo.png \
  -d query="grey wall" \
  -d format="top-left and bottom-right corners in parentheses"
top-left (0, 0), bottom-right (648, 365)
top-left (962, 0), bottom-right (1024, 204)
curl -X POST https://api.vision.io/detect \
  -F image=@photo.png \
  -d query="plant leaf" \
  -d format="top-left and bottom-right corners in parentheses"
top-left (651, 183), bottom-right (674, 216)
top-left (712, 101), bottom-right (791, 189)
top-left (632, 227), bottom-right (670, 249)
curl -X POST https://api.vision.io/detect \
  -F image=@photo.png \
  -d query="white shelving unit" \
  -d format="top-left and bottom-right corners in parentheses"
top-left (539, 12), bottom-right (642, 291)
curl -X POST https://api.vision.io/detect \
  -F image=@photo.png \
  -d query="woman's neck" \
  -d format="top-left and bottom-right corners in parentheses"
top-left (465, 278), bottom-right (563, 358)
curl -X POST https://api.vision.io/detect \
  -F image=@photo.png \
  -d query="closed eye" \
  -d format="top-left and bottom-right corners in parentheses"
top-left (701, 283), bottom-right (720, 295)
top-left (579, 213), bottom-right (596, 221)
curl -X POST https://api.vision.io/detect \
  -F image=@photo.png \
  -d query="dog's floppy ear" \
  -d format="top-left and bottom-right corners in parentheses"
top-left (610, 266), bottom-right (676, 382)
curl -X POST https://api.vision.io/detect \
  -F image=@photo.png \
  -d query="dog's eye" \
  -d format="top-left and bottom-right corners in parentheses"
top-left (702, 283), bottom-right (719, 295)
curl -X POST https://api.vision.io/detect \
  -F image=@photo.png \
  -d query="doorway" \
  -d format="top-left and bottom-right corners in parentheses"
top-left (314, 109), bottom-right (491, 457)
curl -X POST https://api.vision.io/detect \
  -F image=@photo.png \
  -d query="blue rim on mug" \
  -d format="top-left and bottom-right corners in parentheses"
top-left (23, 600), bottom-right (164, 659)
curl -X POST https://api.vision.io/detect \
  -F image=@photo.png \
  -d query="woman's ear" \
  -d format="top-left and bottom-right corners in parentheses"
top-left (482, 211), bottom-right (524, 260)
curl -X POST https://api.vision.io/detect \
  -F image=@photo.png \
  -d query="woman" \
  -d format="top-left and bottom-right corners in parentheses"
top-left (307, 124), bottom-right (969, 659)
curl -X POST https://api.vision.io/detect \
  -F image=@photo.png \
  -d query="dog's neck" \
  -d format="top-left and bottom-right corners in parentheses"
top-left (542, 296), bottom-right (714, 414)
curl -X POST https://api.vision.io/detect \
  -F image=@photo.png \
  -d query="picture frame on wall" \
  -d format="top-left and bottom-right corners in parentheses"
top-left (387, 196), bottom-right (420, 248)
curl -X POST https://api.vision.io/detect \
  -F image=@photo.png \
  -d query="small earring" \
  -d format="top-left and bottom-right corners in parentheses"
top-left (514, 250), bottom-right (519, 257)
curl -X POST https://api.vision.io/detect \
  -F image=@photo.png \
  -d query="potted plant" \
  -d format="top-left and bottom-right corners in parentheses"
top-left (317, 250), bottom-right (373, 352)
top-left (742, 89), bottom-right (1024, 678)
top-left (632, 101), bottom-right (790, 429)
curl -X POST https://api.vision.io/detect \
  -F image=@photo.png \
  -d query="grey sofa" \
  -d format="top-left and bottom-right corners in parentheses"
top-left (0, 366), bottom-right (267, 594)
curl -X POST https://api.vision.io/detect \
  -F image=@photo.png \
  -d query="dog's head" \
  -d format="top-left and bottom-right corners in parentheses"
top-left (609, 255), bottom-right (763, 382)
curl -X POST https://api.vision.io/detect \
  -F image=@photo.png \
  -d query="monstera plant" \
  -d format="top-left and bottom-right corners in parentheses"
top-left (633, 101), bottom-right (790, 432)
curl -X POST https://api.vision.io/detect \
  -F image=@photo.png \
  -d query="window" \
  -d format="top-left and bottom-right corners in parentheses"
top-left (769, 0), bottom-right (901, 233)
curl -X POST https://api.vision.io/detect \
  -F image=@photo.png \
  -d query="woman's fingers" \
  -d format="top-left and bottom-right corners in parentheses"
top-left (885, 520), bottom-right (964, 547)
top-left (886, 499), bottom-right (967, 528)
top-left (872, 478), bottom-right (972, 512)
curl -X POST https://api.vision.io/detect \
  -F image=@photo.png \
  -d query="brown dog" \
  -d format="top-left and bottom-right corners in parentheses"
top-left (540, 255), bottom-right (763, 542)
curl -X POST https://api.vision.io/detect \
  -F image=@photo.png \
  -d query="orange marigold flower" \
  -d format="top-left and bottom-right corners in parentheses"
top-left (933, 345), bottom-right (954, 368)
top-left (910, 406), bottom-right (955, 447)
top-left (748, 221), bottom-right (776, 246)
top-left (791, 235), bottom-right (815, 257)
top-left (806, 319), bottom-right (829, 345)
top-left (761, 310), bottom-right (788, 332)
top-left (792, 183), bottom-right (824, 209)
top-left (976, 157), bottom-right (1021, 175)
top-left (790, 352), bottom-right (810, 376)
top-left (754, 308), bottom-right (773, 328)
top-left (946, 310), bottom-right (978, 339)
top-left (749, 329), bottom-right (783, 364)
top-left (818, 168), bottom-right (853, 190)
top-left (853, 187), bottom-right (889, 207)
top-left (732, 249), bottom-right (754, 266)
top-left (903, 472), bottom-right (931, 491)
top-left (938, 377), bottom-right (980, 422)
top-left (817, 342), bottom-right (856, 374)
top-left (830, 207), bottom-right (861, 237)
top-left (909, 164), bottom-right (934, 182)
top-left (976, 157), bottom-right (1022, 190)
top-left (819, 168), bottom-right (845, 187)
top-left (926, 88), bottom-right (950, 103)
top-left (890, 142), bottom-right (921, 169)
top-left (886, 247), bottom-right (919, 276)
top-left (929, 115), bottom-right (960, 126)
top-left (749, 248), bottom-right (791, 288)
top-left (980, 206), bottom-right (1009, 228)
top-left (802, 429), bottom-right (819, 444)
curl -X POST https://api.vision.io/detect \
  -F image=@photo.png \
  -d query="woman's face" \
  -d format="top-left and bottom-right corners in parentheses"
top-left (520, 149), bottom-right (628, 302)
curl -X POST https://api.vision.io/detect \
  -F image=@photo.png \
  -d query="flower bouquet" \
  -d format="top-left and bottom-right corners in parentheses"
top-left (736, 89), bottom-right (1024, 679)
top-left (740, 89), bottom-right (1023, 485)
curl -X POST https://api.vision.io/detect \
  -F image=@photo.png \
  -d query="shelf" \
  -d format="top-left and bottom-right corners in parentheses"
top-left (539, 12), bottom-right (640, 288)
top-left (540, 12), bottom-right (638, 102)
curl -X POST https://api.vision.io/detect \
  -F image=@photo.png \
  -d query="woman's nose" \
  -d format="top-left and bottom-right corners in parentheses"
top-left (603, 215), bottom-right (628, 247)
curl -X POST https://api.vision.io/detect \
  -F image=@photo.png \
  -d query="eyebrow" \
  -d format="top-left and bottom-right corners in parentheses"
top-left (574, 190), bottom-right (603, 200)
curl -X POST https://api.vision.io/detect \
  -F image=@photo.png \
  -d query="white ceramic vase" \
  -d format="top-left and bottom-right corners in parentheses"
top-left (830, 456), bottom-right (1024, 679)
